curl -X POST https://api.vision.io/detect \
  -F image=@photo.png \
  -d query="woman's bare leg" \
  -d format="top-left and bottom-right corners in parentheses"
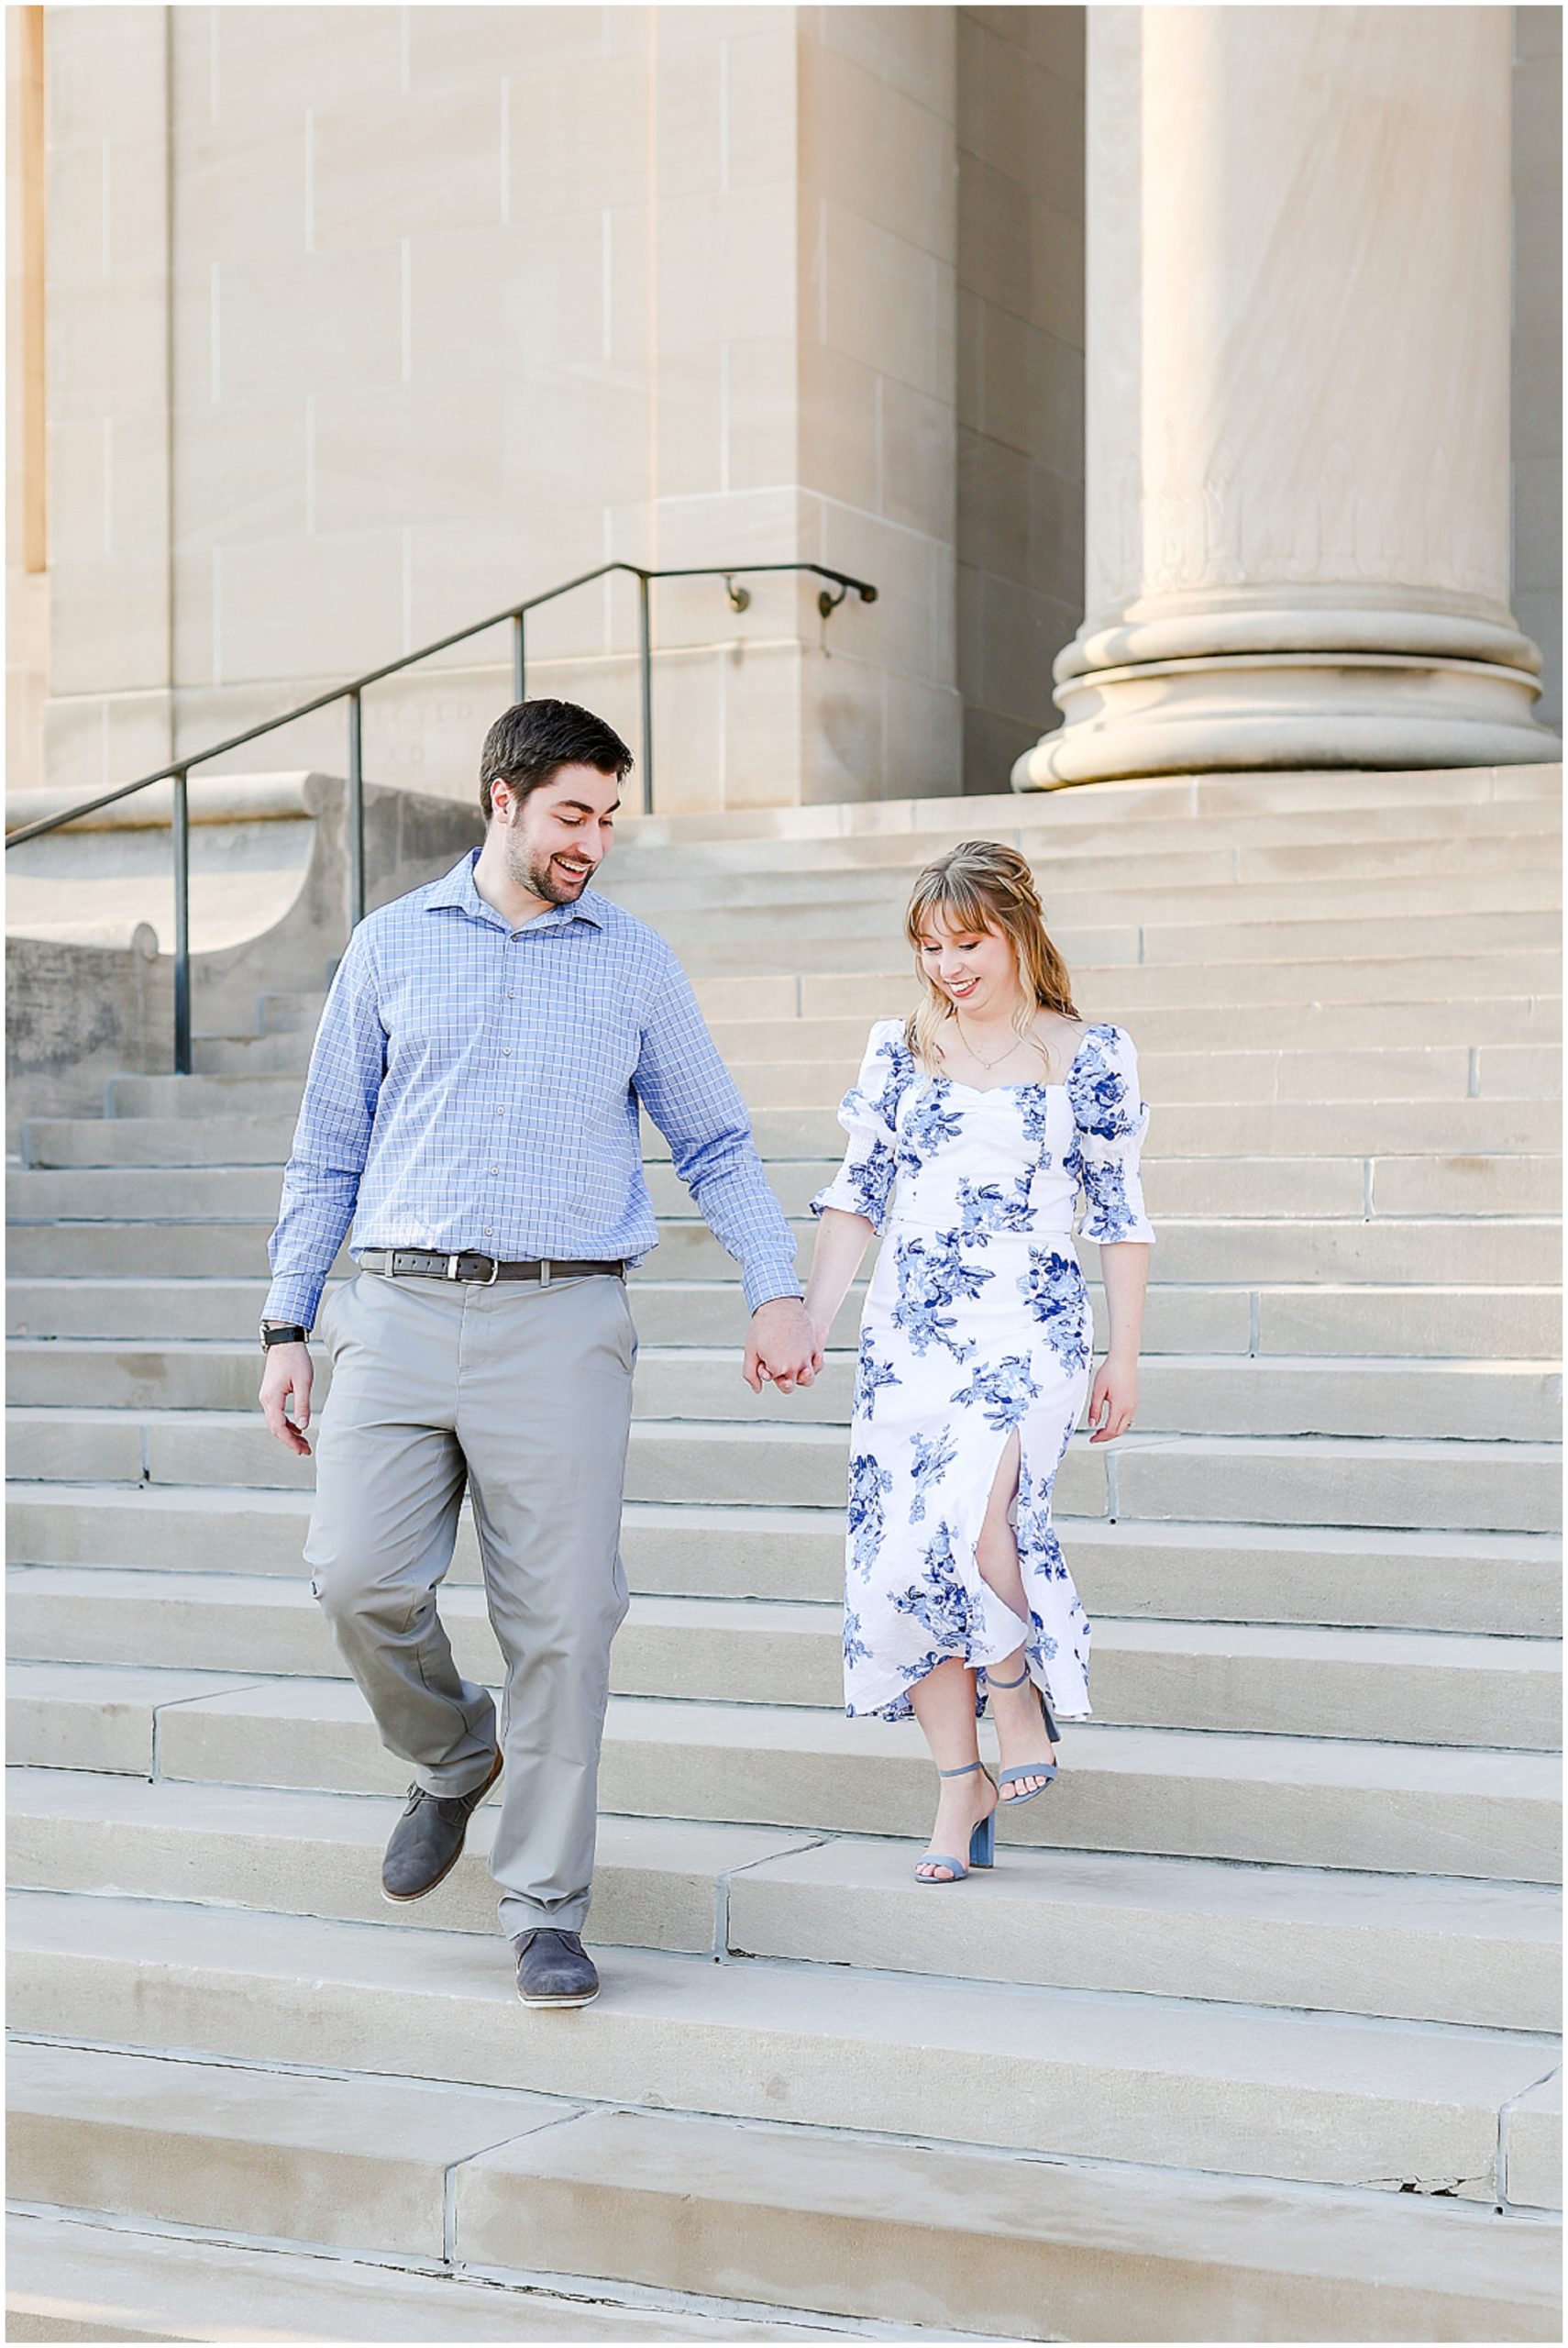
top-left (975, 1429), bottom-right (1056, 1800)
top-left (908, 1657), bottom-right (995, 1879)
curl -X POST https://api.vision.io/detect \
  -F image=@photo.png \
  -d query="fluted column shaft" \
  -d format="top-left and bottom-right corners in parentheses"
top-left (1016, 5), bottom-right (1558, 789)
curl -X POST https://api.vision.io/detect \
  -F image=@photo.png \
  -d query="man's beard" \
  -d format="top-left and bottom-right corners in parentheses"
top-left (502, 823), bottom-right (587, 905)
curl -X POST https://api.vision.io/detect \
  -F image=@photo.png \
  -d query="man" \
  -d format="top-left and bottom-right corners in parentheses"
top-left (259, 697), bottom-right (819, 2008)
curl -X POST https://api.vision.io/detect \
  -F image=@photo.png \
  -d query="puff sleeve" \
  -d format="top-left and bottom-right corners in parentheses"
top-left (809, 1018), bottom-right (914, 1234)
top-left (1067, 1024), bottom-right (1155, 1246)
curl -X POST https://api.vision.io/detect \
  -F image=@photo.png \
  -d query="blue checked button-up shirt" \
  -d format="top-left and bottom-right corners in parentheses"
top-left (264, 851), bottom-right (803, 1327)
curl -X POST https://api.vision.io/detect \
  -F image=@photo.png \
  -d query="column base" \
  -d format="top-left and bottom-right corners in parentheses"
top-left (1012, 650), bottom-right (1562, 791)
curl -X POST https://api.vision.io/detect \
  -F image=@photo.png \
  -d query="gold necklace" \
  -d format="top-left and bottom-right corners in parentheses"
top-left (955, 1017), bottom-right (1028, 1071)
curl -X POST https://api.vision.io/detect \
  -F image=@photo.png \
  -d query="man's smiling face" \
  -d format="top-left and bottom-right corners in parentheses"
top-left (493, 764), bottom-right (621, 906)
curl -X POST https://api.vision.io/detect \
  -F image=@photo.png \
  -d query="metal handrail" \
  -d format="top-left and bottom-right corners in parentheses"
top-left (6, 559), bottom-right (877, 1072)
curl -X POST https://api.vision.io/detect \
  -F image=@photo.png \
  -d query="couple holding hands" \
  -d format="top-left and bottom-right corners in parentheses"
top-left (259, 697), bottom-right (1152, 2009)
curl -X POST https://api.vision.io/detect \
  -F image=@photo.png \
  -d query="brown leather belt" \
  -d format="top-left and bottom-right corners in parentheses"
top-left (359, 1249), bottom-right (624, 1288)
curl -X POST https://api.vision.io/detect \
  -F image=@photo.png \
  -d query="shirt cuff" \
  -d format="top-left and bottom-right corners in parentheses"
top-left (262, 1276), bottom-right (328, 1330)
top-left (743, 1270), bottom-right (806, 1314)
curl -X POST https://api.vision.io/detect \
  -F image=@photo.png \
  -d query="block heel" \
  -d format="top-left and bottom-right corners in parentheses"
top-left (915, 1759), bottom-right (997, 1883)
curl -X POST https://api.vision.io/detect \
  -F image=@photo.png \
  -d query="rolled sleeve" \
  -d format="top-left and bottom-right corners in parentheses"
top-left (634, 958), bottom-right (802, 1312)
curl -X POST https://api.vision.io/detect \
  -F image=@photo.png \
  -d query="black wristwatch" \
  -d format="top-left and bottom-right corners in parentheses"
top-left (259, 1322), bottom-right (310, 1352)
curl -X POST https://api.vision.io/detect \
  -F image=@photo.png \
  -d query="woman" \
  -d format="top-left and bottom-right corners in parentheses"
top-left (803, 842), bottom-right (1153, 1882)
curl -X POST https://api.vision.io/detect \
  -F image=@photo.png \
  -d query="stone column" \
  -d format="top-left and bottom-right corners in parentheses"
top-left (1015, 5), bottom-right (1560, 790)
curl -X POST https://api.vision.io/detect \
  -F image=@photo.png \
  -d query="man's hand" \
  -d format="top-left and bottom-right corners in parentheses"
top-left (260, 1341), bottom-right (315, 1456)
top-left (743, 1297), bottom-right (822, 1395)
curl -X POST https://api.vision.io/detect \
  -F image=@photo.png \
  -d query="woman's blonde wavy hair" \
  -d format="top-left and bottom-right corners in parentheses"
top-left (902, 840), bottom-right (1079, 1073)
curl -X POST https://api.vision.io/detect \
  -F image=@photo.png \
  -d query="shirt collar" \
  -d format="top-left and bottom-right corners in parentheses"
top-left (425, 849), bottom-right (607, 931)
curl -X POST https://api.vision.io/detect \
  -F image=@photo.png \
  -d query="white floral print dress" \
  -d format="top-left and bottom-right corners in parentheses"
top-left (812, 1020), bottom-right (1154, 1724)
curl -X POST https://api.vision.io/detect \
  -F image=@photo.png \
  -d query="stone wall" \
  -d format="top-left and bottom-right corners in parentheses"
top-left (1513, 4), bottom-right (1562, 735)
top-left (955, 6), bottom-right (1084, 793)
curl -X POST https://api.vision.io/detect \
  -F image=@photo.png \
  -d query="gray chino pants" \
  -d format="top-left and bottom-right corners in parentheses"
top-left (305, 1268), bottom-right (635, 1938)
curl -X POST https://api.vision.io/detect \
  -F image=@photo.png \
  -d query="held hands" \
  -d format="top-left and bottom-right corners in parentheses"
top-left (259, 1341), bottom-right (315, 1456)
top-left (1086, 1348), bottom-right (1138, 1444)
top-left (744, 1297), bottom-right (823, 1396)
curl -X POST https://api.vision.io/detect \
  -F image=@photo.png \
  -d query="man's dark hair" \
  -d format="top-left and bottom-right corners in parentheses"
top-left (479, 698), bottom-right (634, 821)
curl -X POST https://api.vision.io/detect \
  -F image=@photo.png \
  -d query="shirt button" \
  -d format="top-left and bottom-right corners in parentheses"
top-left (484, 1226), bottom-right (494, 1236)
top-left (489, 1167), bottom-right (500, 1176)
top-left (502, 1047), bottom-right (512, 1057)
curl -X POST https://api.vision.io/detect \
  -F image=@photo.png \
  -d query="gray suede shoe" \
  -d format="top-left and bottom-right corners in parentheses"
top-left (514, 1928), bottom-right (600, 2008)
top-left (381, 1749), bottom-right (502, 1902)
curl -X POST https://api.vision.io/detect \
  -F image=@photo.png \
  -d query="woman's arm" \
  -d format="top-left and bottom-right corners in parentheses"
top-left (803, 1206), bottom-right (878, 1350)
top-left (1087, 1240), bottom-right (1149, 1442)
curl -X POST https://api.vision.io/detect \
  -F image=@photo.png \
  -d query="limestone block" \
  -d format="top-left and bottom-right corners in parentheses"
top-left (798, 339), bottom-right (882, 515)
top-left (171, 123), bottom-right (310, 273)
top-left (1507, 2073), bottom-right (1563, 2210)
top-left (215, 244), bottom-right (404, 404)
top-left (722, 25), bottom-right (801, 190)
top-left (312, 382), bottom-right (508, 533)
top-left (653, 347), bottom-right (725, 502)
top-left (801, 39), bottom-right (957, 267)
top-left (818, 198), bottom-right (954, 400)
top-left (6, 2040), bottom-right (564, 2257)
top-left (9, 1892), bottom-right (1554, 2197)
top-left (455, 2105), bottom-right (1561, 2343)
top-left (214, 528), bottom-right (405, 685)
top-left (817, 4), bottom-right (956, 124)
top-left (5, 2210), bottom-right (823, 2342)
top-left (726, 336), bottom-right (804, 493)
top-left (312, 88), bottom-right (503, 251)
top-left (657, 186), bottom-right (797, 350)
top-left (200, 6), bottom-right (405, 133)
top-left (652, 37), bottom-right (723, 200)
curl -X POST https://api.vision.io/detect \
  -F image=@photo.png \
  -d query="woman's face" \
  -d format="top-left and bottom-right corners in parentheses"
top-left (915, 908), bottom-right (1022, 1017)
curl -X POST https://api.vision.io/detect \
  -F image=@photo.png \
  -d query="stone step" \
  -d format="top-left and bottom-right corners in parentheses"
top-left (10, 1472), bottom-right (1560, 1629)
top-left (10, 1483), bottom-right (1556, 1633)
top-left (51, 1084), bottom-right (1568, 1159)
top-left (675, 908), bottom-right (1562, 975)
top-left (9, 1890), bottom-right (1558, 2197)
top-left (6, 1212), bottom-right (1559, 1289)
top-left (612, 783), bottom-right (1562, 865)
top-left (739, 1044), bottom-right (1560, 1109)
top-left (18, 1118), bottom-right (1565, 1228)
top-left (9, 1404), bottom-right (1561, 1533)
top-left (9, 1769), bottom-right (1558, 2031)
top-left (185, 948), bottom-right (1565, 1073)
top-left (606, 863), bottom-right (1564, 927)
top-left (2, 1383), bottom-right (1555, 1535)
top-left (622, 763), bottom-right (1560, 840)
top-left (8, 1273), bottom-right (1561, 1361)
top-left (7, 1337), bottom-right (1559, 1444)
top-left (13, 1570), bottom-right (1558, 1748)
top-left (10, 1665), bottom-right (1556, 1880)
top-left (4, 2210), bottom-right (835, 2343)
top-left (610, 818), bottom-right (1561, 892)
top-left (97, 991), bottom-right (1568, 1122)
top-left (798, 947), bottom-right (1562, 1019)
top-left (6, 2097), bottom-right (1560, 2348)
top-left (13, 1144), bottom-right (1565, 1237)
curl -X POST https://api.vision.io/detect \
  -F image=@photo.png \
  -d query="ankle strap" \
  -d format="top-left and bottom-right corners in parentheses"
top-left (937, 1760), bottom-right (982, 1778)
top-left (987, 1664), bottom-right (1030, 1689)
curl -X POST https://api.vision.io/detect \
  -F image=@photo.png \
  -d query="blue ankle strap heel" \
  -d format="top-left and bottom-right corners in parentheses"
top-left (915, 1760), bottom-right (997, 1883)
top-left (988, 1663), bottom-right (1058, 1803)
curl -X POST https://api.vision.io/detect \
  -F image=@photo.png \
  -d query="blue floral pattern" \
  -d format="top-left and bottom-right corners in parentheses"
top-left (1018, 1246), bottom-right (1091, 1377)
top-left (855, 1330), bottom-right (901, 1420)
top-left (909, 1426), bottom-right (957, 1523)
top-left (817, 1017), bottom-right (1151, 1723)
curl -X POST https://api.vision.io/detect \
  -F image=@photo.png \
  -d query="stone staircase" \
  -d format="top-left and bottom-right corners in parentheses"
top-left (6, 762), bottom-right (1562, 2343)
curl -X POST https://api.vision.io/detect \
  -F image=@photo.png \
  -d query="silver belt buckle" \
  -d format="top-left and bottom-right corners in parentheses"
top-left (483, 1255), bottom-right (502, 1286)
